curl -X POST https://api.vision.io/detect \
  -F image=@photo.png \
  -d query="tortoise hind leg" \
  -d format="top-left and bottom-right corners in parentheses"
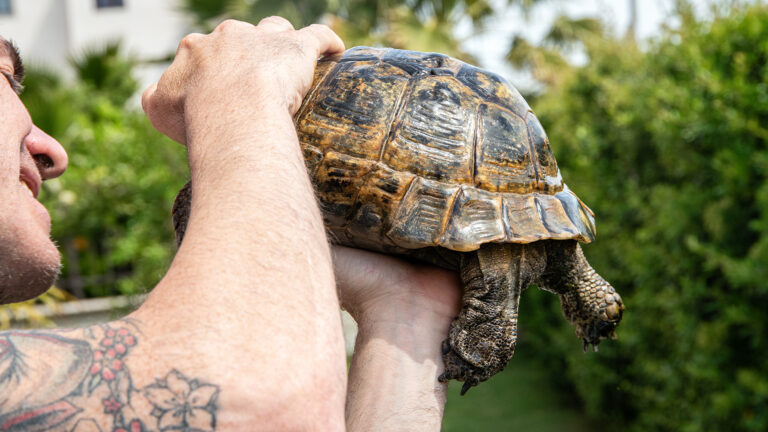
top-left (439, 242), bottom-right (545, 394)
top-left (538, 240), bottom-right (625, 351)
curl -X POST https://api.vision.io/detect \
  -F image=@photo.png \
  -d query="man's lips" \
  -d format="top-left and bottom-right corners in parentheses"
top-left (19, 165), bottom-right (41, 198)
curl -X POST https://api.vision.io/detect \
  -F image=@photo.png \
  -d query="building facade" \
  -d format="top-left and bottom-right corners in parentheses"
top-left (0, 0), bottom-right (192, 86)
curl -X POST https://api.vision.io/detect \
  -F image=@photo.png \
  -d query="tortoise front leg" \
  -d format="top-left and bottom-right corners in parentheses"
top-left (439, 243), bottom-right (545, 394)
top-left (538, 240), bottom-right (625, 351)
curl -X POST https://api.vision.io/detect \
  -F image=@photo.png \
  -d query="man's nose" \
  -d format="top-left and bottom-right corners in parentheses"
top-left (25, 125), bottom-right (68, 179)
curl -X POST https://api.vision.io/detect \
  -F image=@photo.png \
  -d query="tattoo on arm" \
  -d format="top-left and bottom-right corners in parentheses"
top-left (0, 319), bottom-right (220, 432)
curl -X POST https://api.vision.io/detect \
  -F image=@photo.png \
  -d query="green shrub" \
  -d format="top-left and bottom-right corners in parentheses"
top-left (22, 48), bottom-right (187, 298)
top-left (520, 5), bottom-right (768, 431)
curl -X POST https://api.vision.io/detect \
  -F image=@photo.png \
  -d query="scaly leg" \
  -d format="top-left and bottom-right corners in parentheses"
top-left (439, 243), bottom-right (545, 394)
top-left (538, 240), bottom-right (625, 351)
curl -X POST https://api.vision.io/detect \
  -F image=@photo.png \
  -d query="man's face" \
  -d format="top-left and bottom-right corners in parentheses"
top-left (0, 37), bottom-right (68, 304)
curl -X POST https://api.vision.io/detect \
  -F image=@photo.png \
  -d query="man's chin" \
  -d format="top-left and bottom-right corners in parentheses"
top-left (0, 244), bottom-right (61, 305)
top-left (0, 268), bottom-right (60, 304)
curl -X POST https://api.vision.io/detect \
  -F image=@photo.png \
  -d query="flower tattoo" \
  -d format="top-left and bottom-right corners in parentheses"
top-left (102, 395), bottom-right (123, 413)
top-left (114, 419), bottom-right (147, 432)
top-left (0, 320), bottom-right (221, 431)
top-left (144, 370), bottom-right (219, 432)
top-left (90, 348), bottom-right (125, 382)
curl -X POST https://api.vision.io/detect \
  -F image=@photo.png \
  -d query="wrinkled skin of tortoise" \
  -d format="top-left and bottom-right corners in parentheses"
top-left (172, 47), bottom-right (625, 395)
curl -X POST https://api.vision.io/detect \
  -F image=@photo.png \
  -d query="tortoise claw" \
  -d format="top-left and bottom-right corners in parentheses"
top-left (460, 380), bottom-right (474, 396)
top-left (582, 338), bottom-right (600, 353)
top-left (440, 338), bottom-right (493, 395)
top-left (438, 371), bottom-right (451, 383)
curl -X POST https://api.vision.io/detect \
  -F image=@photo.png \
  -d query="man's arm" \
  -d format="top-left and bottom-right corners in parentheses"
top-left (136, 18), bottom-right (348, 430)
top-left (333, 246), bottom-right (462, 431)
top-left (2, 18), bottom-right (348, 432)
top-left (0, 320), bottom-right (220, 432)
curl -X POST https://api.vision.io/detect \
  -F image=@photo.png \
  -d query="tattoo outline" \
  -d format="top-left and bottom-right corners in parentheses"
top-left (0, 320), bottom-right (220, 432)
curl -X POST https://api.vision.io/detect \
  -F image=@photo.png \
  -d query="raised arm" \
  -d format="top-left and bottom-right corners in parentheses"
top-left (137, 17), bottom-right (348, 428)
top-left (333, 246), bottom-right (461, 431)
top-left (1, 18), bottom-right (348, 432)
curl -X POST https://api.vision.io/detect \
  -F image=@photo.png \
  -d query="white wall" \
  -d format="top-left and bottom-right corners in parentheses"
top-left (65, 0), bottom-right (191, 61)
top-left (0, 0), bottom-right (192, 88)
top-left (0, 0), bottom-right (70, 71)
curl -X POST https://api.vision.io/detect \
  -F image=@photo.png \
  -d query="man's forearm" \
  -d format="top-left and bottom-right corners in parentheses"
top-left (346, 317), bottom-right (450, 431)
top-left (125, 19), bottom-right (348, 429)
top-left (132, 99), bottom-right (346, 428)
top-left (332, 245), bottom-right (460, 431)
top-left (176, 98), bottom-right (332, 295)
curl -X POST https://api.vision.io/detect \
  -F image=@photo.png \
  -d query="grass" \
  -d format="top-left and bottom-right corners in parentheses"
top-left (442, 348), bottom-right (593, 432)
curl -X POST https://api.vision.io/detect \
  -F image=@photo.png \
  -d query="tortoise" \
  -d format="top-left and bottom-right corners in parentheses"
top-left (172, 47), bottom-right (625, 395)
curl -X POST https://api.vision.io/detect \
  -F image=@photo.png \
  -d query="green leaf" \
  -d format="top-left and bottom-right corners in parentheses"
top-left (88, 374), bottom-right (102, 394)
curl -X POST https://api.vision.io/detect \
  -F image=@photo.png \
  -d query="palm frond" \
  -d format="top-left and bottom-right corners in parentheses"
top-left (545, 14), bottom-right (604, 47)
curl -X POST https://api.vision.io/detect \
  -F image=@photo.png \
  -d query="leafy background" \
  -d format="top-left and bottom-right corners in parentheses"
top-left (5, 0), bottom-right (768, 430)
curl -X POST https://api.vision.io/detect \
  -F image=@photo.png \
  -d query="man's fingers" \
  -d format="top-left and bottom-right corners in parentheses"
top-left (176, 32), bottom-right (205, 55)
top-left (141, 82), bottom-right (158, 116)
top-left (143, 18), bottom-right (344, 145)
top-left (297, 24), bottom-right (345, 58)
top-left (142, 80), bottom-right (187, 145)
top-left (213, 19), bottom-right (254, 34)
top-left (257, 16), bottom-right (295, 32)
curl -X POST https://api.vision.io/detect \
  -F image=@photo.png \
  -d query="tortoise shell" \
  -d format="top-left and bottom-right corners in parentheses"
top-left (294, 47), bottom-right (596, 253)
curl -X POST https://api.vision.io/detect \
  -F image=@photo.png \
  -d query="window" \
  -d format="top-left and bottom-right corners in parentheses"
top-left (96, 0), bottom-right (124, 8)
top-left (0, 0), bottom-right (12, 16)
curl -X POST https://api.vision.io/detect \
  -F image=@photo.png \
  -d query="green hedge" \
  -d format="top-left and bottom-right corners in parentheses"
top-left (23, 50), bottom-right (187, 298)
top-left (520, 5), bottom-right (768, 431)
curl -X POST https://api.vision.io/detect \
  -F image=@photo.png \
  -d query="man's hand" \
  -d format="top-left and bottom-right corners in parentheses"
top-left (333, 245), bottom-right (462, 431)
top-left (333, 245), bottom-right (460, 331)
top-left (141, 17), bottom-right (344, 145)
